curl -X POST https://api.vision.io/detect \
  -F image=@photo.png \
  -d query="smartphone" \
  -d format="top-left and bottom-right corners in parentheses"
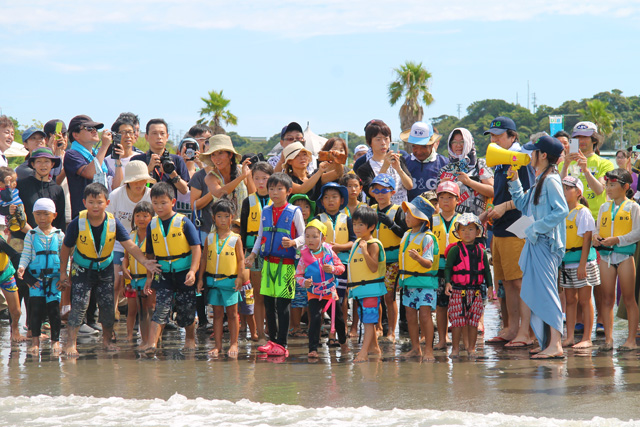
top-left (389, 141), bottom-right (399, 153)
top-left (570, 138), bottom-right (579, 154)
top-left (111, 133), bottom-right (122, 160)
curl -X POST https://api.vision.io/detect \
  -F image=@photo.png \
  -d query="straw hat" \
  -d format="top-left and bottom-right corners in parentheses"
top-left (282, 141), bottom-right (312, 164)
top-left (124, 160), bottom-right (155, 184)
top-left (201, 134), bottom-right (241, 167)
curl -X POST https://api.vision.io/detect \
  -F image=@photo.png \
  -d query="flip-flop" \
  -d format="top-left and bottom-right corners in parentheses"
top-left (599, 343), bottom-right (614, 352)
top-left (504, 341), bottom-right (533, 348)
top-left (327, 338), bottom-right (341, 348)
top-left (530, 353), bottom-right (564, 360)
top-left (486, 336), bottom-right (509, 344)
top-left (617, 345), bottom-right (637, 352)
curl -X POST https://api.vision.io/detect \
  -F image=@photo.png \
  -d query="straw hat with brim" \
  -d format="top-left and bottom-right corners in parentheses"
top-left (124, 160), bottom-right (156, 184)
top-left (28, 148), bottom-right (61, 168)
top-left (282, 142), bottom-right (312, 164)
top-left (201, 134), bottom-right (241, 167)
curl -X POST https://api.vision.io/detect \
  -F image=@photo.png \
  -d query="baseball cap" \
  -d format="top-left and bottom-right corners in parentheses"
top-left (280, 122), bottom-right (303, 139)
top-left (43, 119), bottom-right (67, 136)
top-left (68, 115), bottom-right (104, 135)
top-left (436, 181), bottom-right (460, 198)
top-left (483, 116), bottom-right (517, 135)
top-left (371, 173), bottom-right (396, 189)
top-left (21, 126), bottom-right (46, 143)
top-left (33, 198), bottom-right (56, 213)
top-left (562, 176), bottom-right (584, 194)
top-left (354, 144), bottom-right (368, 155)
top-left (572, 121), bottom-right (597, 137)
top-left (522, 135), bottom-right (564, 158)
top-left (399, 122), bottom-right (435, 145)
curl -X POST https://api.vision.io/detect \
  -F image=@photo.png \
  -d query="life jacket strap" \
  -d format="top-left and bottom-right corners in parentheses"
top-left (156, 252), bottom-right (191, 261)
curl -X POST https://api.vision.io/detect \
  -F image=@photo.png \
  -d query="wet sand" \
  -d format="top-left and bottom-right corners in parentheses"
top-left (1, 301), bottom-right (639, 421)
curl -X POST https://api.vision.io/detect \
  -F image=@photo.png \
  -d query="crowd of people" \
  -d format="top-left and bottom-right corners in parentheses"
top-left (0, 112), bottom-right (636, 362)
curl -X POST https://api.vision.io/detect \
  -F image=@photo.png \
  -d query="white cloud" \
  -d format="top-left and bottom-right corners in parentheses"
top-left (0, 0), bottom-right (639, 37)
top-left (0, 47), bottom-right (115, 73)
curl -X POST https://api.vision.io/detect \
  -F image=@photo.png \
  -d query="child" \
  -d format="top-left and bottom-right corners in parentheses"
top-left (339, 173), bottom-right (367, 217)
top-left (508, 135), bottom-right (568, 359)
top-left (245, 173), bottom-right (306, 357)
top-left (315, 182), bottom-right (355, 345)
top-left (142, 182), bottom-right (202, 352)
top-left (444, 214), bottom-right (492, 358)
top-left (0, 166), bottom-right (27, 232)
top-left (122, 201), bottom-right (155, 344)
top-left (240, 161), bottom-right (273, 345)
top-left (593, 168), bottom-right (640, 351)
top-left (432, 181), bottom-right (461, 350)
top-left (421, 190), bottom-right (439, 215)
top-left (370, 173), bottom-right (407, 343)
top-left (295, 219), bottom-right (349, 357)
top-left (233, 218), bottom-right (256, 342)
top-left (16, 198), bottom-right (63, 354)
top-left (59, 183), bottom-right (159, 357)
top-left (560, 176), bottom-right (599, 349)
top-left (289, 193), bottom-right (316, 338)
top-left (348, 206), bottom-right (387, 362)
top-left (398, 198), bottom-right (439, 361)
top-left (197, 199), bottom-right (244, 357)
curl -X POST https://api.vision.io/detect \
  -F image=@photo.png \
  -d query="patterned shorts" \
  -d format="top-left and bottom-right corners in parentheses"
top-left (448, 288), bottom-right (484, 328)
top-left (291, 282), bottom-right (308, 308)
top-left (0, 277), bottom-right (17, 292)
top-left (358, 296), bottom-right (380, 324)
top-left (436, 276), bottom-right (449, 308)
top-left (238, 284), bottom-right (255, 315)
top-left (402, 287), bottom-right (437, 310)
top-left (260, 260), bottom-right (295, 299)
top-left (384, 262), bottom-right (399, 293)
top-left (559, 261), bottom-right (601, 289)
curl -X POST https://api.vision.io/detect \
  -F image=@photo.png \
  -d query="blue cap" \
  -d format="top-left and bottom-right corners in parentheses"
top-left (371, 173), bottom-right (396, 189)
top-left (22, 126), bottom-right (46, 143)
top-left (483, 116), bottom-right (516, 135)
top-left (522, 135), bottom-right (564, 158)
top-left (318, 182), bottom-right (349, 211)
top-left (280, 122), bottom-right (303, 139)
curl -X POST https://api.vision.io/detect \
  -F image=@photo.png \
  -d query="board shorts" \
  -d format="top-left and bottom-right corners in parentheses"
top-left (559, 261), bottom-right (601, 289)
top-left (207, 287), bottom-right (242, 307)
top-left (291, 282), bottom-right (308, 308)
top-left (491, 236), bottom-right (525, 281)
top-left (238, 283), bottom-right (254, 315)
top-left (448, 288), bottom-right (483, 328)
top-left (260, 259), bottom-right (295, 299)
top-left (384, 262), bottom-right (399, 293)
top-left (402, 287), bottom-right (437, 310)
top-left (151, 269), bottom-right (196, 328)
top-left (0, 277), bottom-right (17, 292)
top-left (357, 296), bottom-right (380, 324)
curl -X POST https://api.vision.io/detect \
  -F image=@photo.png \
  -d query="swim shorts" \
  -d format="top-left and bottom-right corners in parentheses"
top-left (384, 262), bottom-right (399, 293)
top-left (260, 259), bottom-right (295, 299)
top-left (238, 283), bottom-right (254, 315)
top-left (402, 287), bottom-right (437, 310)
top-left (448, 288), bottom-right (484, 328)
top-left (291, 282), bottom-right (308, 308)
top-left (0, 277), bottom-right (17, 292)
top-left (358, 296), bottom-right (380, 324)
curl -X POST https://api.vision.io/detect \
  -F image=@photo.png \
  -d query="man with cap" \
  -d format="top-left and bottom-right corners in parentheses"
top-left (16, 126), bottom-right (47, 180)
top-left (485, 116), bottom-right (536, 347)
top-left (63, 114), bottom-right (123, 219)
top-left (269, 122), bottom-right (316, 175)
top-left (400, 122), bottom-right (449, 201)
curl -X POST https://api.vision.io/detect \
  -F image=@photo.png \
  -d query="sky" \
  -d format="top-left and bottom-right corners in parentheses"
top-left (1, 0), bottom-right (640, 142)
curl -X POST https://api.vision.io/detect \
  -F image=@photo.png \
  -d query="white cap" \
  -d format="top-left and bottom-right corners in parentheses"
top-left (354, 144), bottom-right (368, 155)
top-left (33, 198), bottom-right (56, 213)
top-left (572, 121), bottom-right (597, 137)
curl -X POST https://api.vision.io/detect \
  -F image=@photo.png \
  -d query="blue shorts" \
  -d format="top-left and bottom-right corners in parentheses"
top-left (0, 277), bottom-right (17, 292)
top-left (113, 251), bottom-right (125, 266)
top-left (291, 282), bottom-right (308, 308)
top-left (207, 286), bottom-right (242, 307)
top-left (358, 296), bottom-right (380, 324)
top-left (402, 287), bottom-right (436, 310)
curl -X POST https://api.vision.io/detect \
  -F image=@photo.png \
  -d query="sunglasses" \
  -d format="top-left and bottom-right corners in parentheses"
top-left (81, 126), bottom-right (98, 132)
top-left (604, 175), bottom-right (629, 184)
top-left (371, 187), bottom-right (393, 194)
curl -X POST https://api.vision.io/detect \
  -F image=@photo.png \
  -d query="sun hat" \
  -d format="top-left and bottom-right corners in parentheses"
top-left (483, 116), bottom-right (516, 136)
top-left (33, 198), bottom-right (56, 213)
top-left (402, 198), bottom-right (435, 222)
top-left (562, 176), bottom-right (584, 194)
top-left (21, 126), bottom-right (46, 143)
top-left (454, 213), bottom-right (484, 237)
top-left (282, 141), bottom-right (312, 164)
top-left (306, 219), bottom-right (327, 236)
top-left (124, 160), bottom-right (156, 184)
top-left (436, 181), bottom-right (460, 198)
top-left (399, 122), bottom-right (441, 146)
top-left (28, 147), bottom-right (61, 168)
top-left (572, 121), bottom-right (597, 138)
top-left (289, 193), bottom-right (316, 217)
top-left (371, 173), bottom-right (396, 189)
top-left (317, 182), bottom-right (349, 211)
top-left (201, 134), bottom-right (241, 167)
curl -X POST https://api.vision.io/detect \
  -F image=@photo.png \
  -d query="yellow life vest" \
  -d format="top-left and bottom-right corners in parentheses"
top-left (127, 230), bottom-right (147, 278)
top-left (432, 213), bottom-right (460, 267)
top-left (150, 213), bottom-right (192, 272)
top-left (318, 212), bottom-right (350, 244)
top-left (398, 231), bottom-right (440, 288)
top-left (372, 204), bottom-right (402, 263)
top-left (342, 202), bottom-right (367, 217)
top-left (205, 231), bottom-right (239, 280)
top-left (564, 204), bottom-right (597, 263)
top-left (347, 237), bottom-right (387, 298)
top-left (246, 193), bottom-right (270, 249)
top-left (0, 250), bottom-right (15, 284)
top-left (599, 199), bottom-right (636, 255)
top-left (75, 210), bottom-right (116, 271)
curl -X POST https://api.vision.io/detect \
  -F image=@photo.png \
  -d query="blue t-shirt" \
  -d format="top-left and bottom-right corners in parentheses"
top-left (130, 151), bottom-right (190, 198)
top-left (145, 213), bottom-right (201, 255)
top-left (405, 153), bottom-right (449, 201)
top-left (63, 149), bottom-right (115, 219)
top-left (492, 163), bottom-right (535, 237)
top-left (63, 215), bottom-right (130, 248)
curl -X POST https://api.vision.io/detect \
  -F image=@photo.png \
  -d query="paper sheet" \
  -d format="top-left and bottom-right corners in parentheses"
top-left (506, 215), bottom-right (534, 239)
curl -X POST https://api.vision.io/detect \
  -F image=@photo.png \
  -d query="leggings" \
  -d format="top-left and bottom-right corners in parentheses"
top-left (29, 298), bottom-right (61, 341)
top-left (263, 296), bottom-right (291, 347)
top-left (308, 298), bottom-right (347, 352)
top-left (16, 278), bottom-right (29, 327)
top-left (196, 288), bottom-right (208, 327)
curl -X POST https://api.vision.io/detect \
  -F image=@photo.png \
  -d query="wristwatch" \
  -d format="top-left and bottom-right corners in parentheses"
top-left (170, 175), bottom-right (180, 184)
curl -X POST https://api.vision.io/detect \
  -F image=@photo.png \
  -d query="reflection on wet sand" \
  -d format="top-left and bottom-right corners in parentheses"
top-left (0, 300), bottom-right (639, 421)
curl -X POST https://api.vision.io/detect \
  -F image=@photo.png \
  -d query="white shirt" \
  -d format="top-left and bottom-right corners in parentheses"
top-left (106, 185), bottom-right (152, 253)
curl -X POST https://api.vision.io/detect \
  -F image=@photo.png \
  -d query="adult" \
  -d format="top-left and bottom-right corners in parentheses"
top-left (201, 134), bottom-right (254, 219)
top-left (131, 118), bottom-right (190, 199)
top-left (188, 123), bottom-right (213, 154)
top-left (63, 115), bottom-right (123, 219)
top-left (553, 130), bottom-right (571, 165)
top-left (439, 127), bottom-right (494, 217)
top-left (615, 149), bottom-right (638, 197)
top-left (400, 121), bottom-right (449, 201)
top-left (16, 126), bottom-right (47, 180)
top-left (353, 144), bottom-right (368, 164)
top-left (43, 119), bottom-right (72, 225)
top-left (282, 142), bottom-right (332, 201)
top-left (105, 115), bottom-right (143, 174)
top-left (485, 116), bottom-right (536, 347)
top-left (355, 119), bottom-right (413, 205)
top-left (269, 122), bottom-right (316, 175)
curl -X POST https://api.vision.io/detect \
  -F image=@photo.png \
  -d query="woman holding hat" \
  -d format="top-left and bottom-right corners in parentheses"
top-left (507, 135), bottom-right (569, 359)
top-left (283, 141), bottom-right (335, 200)
top-left (202, 134), bottom-right (255, 219)
top-left (107, 160), bottom-right (154, 319)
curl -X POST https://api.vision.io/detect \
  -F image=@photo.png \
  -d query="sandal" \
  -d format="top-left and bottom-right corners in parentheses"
top-left (288, 330), bottom-right (308, 338)
top-left (267, 343), bottom-right (289, 357)
top-left (327, 338), bottom-right (340, 348)
top-left (257, 341), bottom-right (275, 353)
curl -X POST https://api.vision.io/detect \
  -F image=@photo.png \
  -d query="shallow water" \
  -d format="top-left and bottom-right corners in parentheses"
top-left (1, 301), bottom-right (640, 425)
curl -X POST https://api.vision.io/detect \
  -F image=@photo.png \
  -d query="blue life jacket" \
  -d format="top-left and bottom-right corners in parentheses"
top-left (300, 245), bottom-right (337, 297)
top-left (27, 229), bottom-right (62, 279)
top-left (259, 204), bottom-right (298, 260)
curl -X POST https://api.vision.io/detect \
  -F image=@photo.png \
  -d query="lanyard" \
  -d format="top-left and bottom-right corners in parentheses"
top-left (214, 233), bottom-right (232, 275)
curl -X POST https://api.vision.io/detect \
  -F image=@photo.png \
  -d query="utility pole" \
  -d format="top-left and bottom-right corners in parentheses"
top-left (532, 93), bottom-right (537, 114)
top-left (527, 81), bottom-right (530, 111)
top-left (516, 93), bottom-right (519, 106)
top-left (456, 104), bottom-right (462, 119)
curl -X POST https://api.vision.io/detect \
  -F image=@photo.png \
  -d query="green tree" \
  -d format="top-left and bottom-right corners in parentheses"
top-left (577, 99), bottom-right (614, 136)
top-left (388, 61), bottom-right (434, 132)
top-left (197, 89), bottom-right (238, 135)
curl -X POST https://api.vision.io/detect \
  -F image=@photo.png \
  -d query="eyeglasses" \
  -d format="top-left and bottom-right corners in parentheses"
top-left (119, 130), bottom-right (135, 136)
top-left (371, 188), bottom-right (393, 194)
top-left (284, 137), bottom-right (305, 143)
top-left (81, 126), bottom-right (98, 133)
top-left (450, 140), bottom-right (464, 145)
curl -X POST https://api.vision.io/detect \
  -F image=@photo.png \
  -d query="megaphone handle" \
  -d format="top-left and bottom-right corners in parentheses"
top-left (507, 165), bottom-right (520, 180)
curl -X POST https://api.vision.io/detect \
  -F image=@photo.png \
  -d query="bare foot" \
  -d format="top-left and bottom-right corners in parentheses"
top-left (620, 339), bottom-right (638, 350)
top-left (250, 334), bottom-right (259, 342)
top-left (433, 342), bottom-right (447, 351)
top-left (348, 328), bottom-right (358, 338)
top-left (308, 351), bottom-right (319, 358)
top-left (340, 343), bottom-right (350, 353)
top-left (422, 351), bottom-right (435, 362)
top-left (572, 340), bottom-right (593, 349)
top-left (183, 339), bottom-right (196, 352)
top-left (28, 345), bottom-right (39, 355)
top-left (450, 348), bottom-right (459, 358)
top-left (144, 346), bottom-right (157, 354)
top-left (368, 348), bottom-right (382, 357)
top-left (51, 342), bottom-right (61, 355)
top-left (227, 344), bottom-right (238, 358)
top-left (561, 338), bottom-right (575, 347)
top-left (402, 348), bottom-right (422, 358)
top-left (11, 334), bottom-right (28, 343)
top-left (468, 350), bottom-right (477, 359)
top-left (354, 350), bottom-right (368, 363)
top-left (103, 343), bottom-right (120, 352)
top-left (125, 335), bottom-right (134, 342)
top-left (65, 346), bottom-right (79, 357)
top-left (380, 335), bottom-right (396, 343)
top-left (208, 348), bottom-right (220, 357)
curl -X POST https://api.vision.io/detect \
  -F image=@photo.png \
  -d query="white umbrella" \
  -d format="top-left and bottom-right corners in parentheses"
top-left (4, 141), bottom-right (28, 157)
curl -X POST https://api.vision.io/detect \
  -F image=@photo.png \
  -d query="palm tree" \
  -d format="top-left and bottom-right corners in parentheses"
top-left (388, 61), bottom-right (434, 132)
top-left (197, 89), bottom-right (238, 135)
top-left (577, 99), bottom-right (614, 136)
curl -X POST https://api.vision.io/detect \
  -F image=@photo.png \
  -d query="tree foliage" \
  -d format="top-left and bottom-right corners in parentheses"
top-left (197, 89), bottom-right (238, 135)
top-left (388, 61), bottom-right (434, 132)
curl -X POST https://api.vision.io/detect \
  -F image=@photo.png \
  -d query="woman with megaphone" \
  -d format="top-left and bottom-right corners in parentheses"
top-left (507, 135), bottom-right (569, 359)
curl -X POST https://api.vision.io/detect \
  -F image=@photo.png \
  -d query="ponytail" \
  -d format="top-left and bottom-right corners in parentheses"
top-left (579, 195), bottom-right (590, 208)
top-left (533, 154), bottom-right (560, 206)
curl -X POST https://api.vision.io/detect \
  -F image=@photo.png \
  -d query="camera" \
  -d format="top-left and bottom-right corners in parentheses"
top-left (160, 150), bottom-right (175, 174)
top-left (249, 153), bottom-right (265, 165)
top-left (184, 141), bottom-right (198, 161)
top-left (111, 133), bottom-right (122, 160)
